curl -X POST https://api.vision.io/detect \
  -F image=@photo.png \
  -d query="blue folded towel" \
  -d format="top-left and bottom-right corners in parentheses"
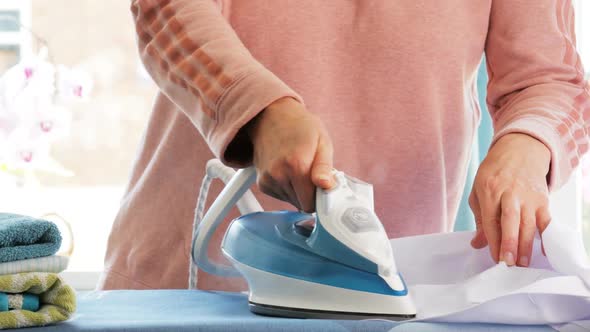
top-left (0, 213), bottom-right (62, 263)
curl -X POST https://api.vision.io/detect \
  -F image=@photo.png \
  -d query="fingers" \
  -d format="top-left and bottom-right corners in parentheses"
top-left (471, 229), bottom-right (488, 249)
top-left (293, 133), bottom-right (335, 212)
top-left (311, 134), bottom-right (335, 190)
top-left (479, 193), bottom-right (502, 263)
top-left (258, 148), bottom-right (318, 212)
top-left (257, 171), bottom-right (298, 208)
top-left (258, 171), bottom-right (314, 212)
top-left (478, 189), bottom-right (550, 265)
top-left (257, 134), bottom-right (331, 212)
top-left (290, 176), bottom-right (315, 213)
top-left (469, 193), bottom-right (488, 249)
top-left (517, 207), bottom-right (535, 267)
top-left (280, 156), bottom-right (315, 212)
top-left (537, 205), bottom-right (552, 256)
top-left (536, 205), bottom-right (551, 234)
top-left (285, 145), bottom-right (318, 212)
top-left (499, 191), bottom-right (520, 266)
top-left (284, 181), bottom-right (303, 211)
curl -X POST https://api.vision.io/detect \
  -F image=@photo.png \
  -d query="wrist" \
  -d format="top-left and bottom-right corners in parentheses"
top-left (245, 97), bottom-right (302, 141)
top-left (495, 133), bottom-right (551, 176)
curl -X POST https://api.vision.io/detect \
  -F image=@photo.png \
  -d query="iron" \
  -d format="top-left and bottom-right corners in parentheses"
top-left (191, 159), bottom-right (416, 320)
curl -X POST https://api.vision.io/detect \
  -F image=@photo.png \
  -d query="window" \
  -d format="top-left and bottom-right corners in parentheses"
top-left (0, 1), bottom-right (156, 289)
top-left (0, 0), bottom-right (32, 68)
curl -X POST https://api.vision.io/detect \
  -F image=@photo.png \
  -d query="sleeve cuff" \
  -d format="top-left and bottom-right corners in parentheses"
top-left (208, 65), bottom-right (304, 168)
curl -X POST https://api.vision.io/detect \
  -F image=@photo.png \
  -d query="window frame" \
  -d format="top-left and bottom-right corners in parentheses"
top-left (0, 0), bottom-right (32, 59)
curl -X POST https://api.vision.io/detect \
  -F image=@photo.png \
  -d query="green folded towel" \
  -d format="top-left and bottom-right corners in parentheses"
top-left (0, 213), bottom-right (62, 263)
top-left (0, 273), bottom-right (75, 329)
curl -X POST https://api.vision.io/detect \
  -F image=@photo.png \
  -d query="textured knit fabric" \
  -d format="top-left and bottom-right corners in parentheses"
top-left (0, 214), bottom-right (61, 263)
top-left (0, 273), bottom-right (76, 329)
top-left (99, 0), bottom-right (590, 291)
top-left (0, 256), bottom-right (68, 275)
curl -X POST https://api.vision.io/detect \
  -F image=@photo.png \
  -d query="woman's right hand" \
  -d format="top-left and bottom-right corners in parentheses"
top-left (247, 97), bottom-right (336, 213)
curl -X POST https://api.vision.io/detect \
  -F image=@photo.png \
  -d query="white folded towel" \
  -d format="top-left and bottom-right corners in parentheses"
top-left (0, 255), bottom-right (69, 275)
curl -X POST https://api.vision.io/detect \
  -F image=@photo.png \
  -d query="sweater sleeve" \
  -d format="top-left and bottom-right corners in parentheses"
top-left (484, 0), bottom-right (590, 191)
top-left (130, 0), bottom-right (303, 167)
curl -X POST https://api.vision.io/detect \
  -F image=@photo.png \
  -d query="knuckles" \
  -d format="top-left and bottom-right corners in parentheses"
top-left (270, 154), bottom-right (312, 181)
top-left (479, 173), bottom-right (502, 195)
top-left (501, 206), bottom-right (519, 220)
top-left (282, 154), bottom-right (308, 175)
top-left (257, 154), bottom-right (313, 191)
top-left (475, 172), bottom-right (549, 204)
top-left (537, 194), bottom-right (550, 207)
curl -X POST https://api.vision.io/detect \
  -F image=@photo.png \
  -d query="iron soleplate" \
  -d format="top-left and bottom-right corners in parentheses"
top-left (249, 301), bottom-right (416, 320)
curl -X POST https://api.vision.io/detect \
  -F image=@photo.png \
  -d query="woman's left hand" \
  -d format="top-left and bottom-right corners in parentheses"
top-left (469, 133), bottom-right (552, 267)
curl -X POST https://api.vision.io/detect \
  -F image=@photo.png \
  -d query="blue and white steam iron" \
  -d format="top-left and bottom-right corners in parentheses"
top-left (191, 159), bottom-right (416, 320)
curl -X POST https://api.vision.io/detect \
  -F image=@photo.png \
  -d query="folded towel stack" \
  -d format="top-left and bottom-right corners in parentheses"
top-left (0, 213), bottom-right (75, 329)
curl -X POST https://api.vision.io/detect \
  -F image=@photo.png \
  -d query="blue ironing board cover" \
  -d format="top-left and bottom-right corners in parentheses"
top-left (7, 290), bottom-right (555, 331)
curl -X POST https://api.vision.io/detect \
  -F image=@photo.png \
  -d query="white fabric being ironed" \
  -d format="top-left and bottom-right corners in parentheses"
top-left (388, 220), bottom-right (590, 328)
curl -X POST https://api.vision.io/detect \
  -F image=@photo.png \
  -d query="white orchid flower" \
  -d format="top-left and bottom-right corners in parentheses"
top-left (1, 126), bottom-right (51, 169)
top-left (0, 59), bottom-right (55, 106)
top-left (57, 65), bottom-right (93, 101)
top-left (0, 47), bottom-right (92, 175)
top-left (31, 104), bottom-right (72, 141)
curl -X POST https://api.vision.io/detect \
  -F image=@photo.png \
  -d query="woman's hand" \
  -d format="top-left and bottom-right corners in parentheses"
top-left (469, 133), bottom-right (552, 267)
top-left (247, 97), bottom-right (335, 212)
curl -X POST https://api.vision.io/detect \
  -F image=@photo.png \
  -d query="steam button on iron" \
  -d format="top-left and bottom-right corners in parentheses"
top-left (343, 207), bottom-right (378, 233)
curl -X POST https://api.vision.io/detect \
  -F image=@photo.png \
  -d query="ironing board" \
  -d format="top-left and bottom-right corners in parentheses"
top-left (6, 290), bottom-right (556, 331)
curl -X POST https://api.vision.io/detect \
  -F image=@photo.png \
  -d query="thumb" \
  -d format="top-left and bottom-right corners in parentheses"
top-left (469, 192), bottom-right (488, 249)
top-left (311, 134), bottom-right (335, 190)
top-left (471, 228), bottom-right (487, 249)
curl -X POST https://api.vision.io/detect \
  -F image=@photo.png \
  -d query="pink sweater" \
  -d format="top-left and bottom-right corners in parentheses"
top-left (98, 0), bottom-right (589, 290)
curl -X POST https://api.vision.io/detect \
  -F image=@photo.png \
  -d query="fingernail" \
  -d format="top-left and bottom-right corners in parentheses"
top-left (519, 256), bottom-right (529, 267)
top-left (318, 175), bottom-right (333, 187)
top-left (502, 252), bottom-right (515, 266)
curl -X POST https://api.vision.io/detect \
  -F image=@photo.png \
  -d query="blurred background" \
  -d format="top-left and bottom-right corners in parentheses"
top-left (0, 0), bottom-right (156, 287)
top-left (0, 1), bottom-right (588, 289)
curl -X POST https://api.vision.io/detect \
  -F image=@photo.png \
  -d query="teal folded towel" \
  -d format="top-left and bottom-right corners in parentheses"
top-left (0, 213), bottom-right (62, 263)
top-left (0, 292), bottom-right (39, 311)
